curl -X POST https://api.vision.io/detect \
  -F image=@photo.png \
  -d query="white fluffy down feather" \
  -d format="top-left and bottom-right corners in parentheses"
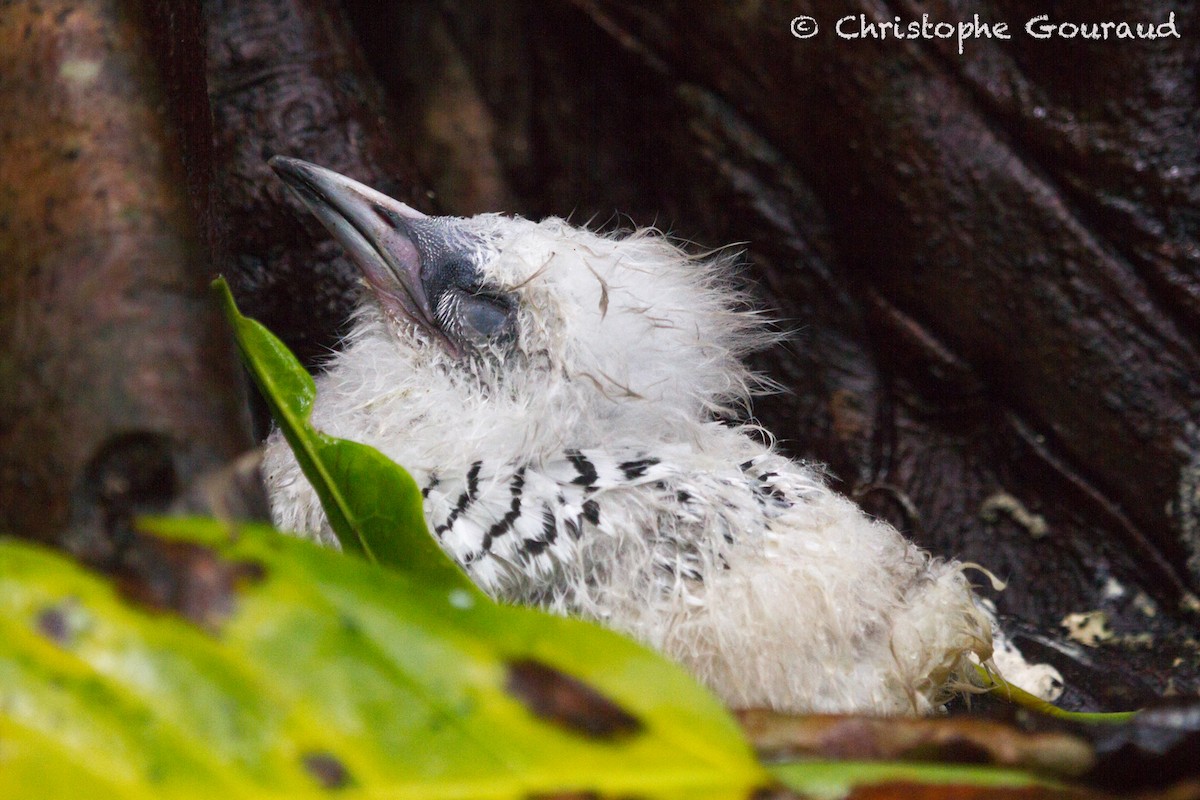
top-left (263, 158), bottom-right (998, 715)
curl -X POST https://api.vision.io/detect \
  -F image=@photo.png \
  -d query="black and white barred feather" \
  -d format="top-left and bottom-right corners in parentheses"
top-left (419, 449), bottom-right (798, 594)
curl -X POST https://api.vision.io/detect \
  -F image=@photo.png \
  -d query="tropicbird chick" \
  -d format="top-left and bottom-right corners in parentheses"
top-left (263, 157), bottom-right (994, 715)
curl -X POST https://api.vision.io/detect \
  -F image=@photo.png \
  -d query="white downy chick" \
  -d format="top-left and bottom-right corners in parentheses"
top-left (262, 157), bottom-right (995, 715)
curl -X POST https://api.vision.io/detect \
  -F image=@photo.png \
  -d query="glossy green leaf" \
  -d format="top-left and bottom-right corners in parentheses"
top-left (0, 517), bottom-right (770, 799)
top-left (214, 277), bottom-right (471, 594)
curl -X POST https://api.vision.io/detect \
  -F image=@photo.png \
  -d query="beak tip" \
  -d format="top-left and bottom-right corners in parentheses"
top-left (266, 156), bottom-right (448, 348)
top-left (267, 155), bottom-right (306, 180)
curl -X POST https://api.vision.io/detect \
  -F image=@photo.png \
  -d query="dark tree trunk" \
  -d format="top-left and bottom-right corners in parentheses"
top-left (0, 0), bottom-right (254, 556)
top-left (205, 0), bottom-right (425, 378)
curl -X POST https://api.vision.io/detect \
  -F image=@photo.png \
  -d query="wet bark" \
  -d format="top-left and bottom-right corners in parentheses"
top-left (0, 0), bottom-right (253, 554)
top-left (204, 0), bottom-right (425, 378)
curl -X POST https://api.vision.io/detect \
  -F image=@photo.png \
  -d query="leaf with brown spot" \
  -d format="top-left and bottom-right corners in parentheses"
top-left (35, 604), bottom-right (73, 646)
top-left (0, 517), bottom-right (767, 798)
top-left (302, 751), bottom-right (353, 790)
top-left (507, 658), bottom-right (642, 739)
top-left (94, 531), bottom-right (266, 633)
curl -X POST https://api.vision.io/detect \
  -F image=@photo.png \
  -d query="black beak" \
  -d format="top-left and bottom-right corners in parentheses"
top-left (268, 157), bottom-right (451, 350)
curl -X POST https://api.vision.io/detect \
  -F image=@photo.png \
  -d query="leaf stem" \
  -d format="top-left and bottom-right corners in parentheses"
top-left (974, 664), bottom-right (1138, 723)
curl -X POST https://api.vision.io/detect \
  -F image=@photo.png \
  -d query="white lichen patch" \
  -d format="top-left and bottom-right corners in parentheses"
top-left (59, 59), bottom-right (101, 85)
top-left (1061, 610), bottom-right (1158, 651)
top-left (1061, 610), bottom-right (1114, 647)
top-left (979, 493), bottom-right (1049, 538)
top-left (1101, 576), bottom-right (1126, 600)
top-left (1117, 632), bottom-right (1155, 649)
top-left (1132, 591), bottom-right (1158, 619)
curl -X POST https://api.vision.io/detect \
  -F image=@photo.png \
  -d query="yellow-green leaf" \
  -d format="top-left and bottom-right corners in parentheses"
top-left (0, 517), bottom-right (770, 798)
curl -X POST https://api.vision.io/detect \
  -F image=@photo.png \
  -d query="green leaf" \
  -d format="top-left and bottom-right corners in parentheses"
top-left (213, 277), bottom-right (471, 594)
top-left (0, 518), bottom-right (770, 799)
top-left (770, 760), bottom-right (1059, 798)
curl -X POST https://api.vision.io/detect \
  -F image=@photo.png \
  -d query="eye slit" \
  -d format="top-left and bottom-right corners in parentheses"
top-left (436, 288), bottom-right (514, 343)
top-left (459, 293), bottom-right (514, 340)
